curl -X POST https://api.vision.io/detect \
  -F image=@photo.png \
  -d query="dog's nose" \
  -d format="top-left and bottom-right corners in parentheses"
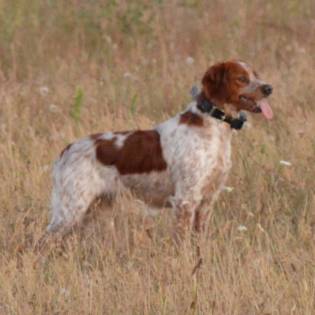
top-left (261, 84), bottom-right (273, 96)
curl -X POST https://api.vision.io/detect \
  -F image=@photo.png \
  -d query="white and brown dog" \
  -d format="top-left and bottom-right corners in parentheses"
top-left (47, 60), bottom-right (273, 239)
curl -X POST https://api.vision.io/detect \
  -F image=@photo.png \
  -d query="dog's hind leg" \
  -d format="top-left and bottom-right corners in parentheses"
top-left (47, 164), bottom-right (107, 237)
top-left (46, 151), bottom-right (107, 235)
top-left (35, 185), bottom-right (98, 253)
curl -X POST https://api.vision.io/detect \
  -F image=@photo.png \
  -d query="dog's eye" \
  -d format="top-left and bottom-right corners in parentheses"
top-left (238, 76), bottom-right (249, 84)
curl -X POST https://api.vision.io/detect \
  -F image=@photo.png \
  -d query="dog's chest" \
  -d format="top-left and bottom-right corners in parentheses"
top-left (161, 118), bottom-right (232, 198)
top-left (200, 125), bottom-right (232, 198)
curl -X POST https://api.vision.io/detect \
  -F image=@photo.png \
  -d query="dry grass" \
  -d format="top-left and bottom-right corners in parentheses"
top-left (0, 0), bottom-right (315, 314)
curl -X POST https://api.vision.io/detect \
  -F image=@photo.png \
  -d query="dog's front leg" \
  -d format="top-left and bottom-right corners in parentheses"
top-left (193, 202), bottom-right (211, 233)
top-left (173, 199), bottom-right (201, 242)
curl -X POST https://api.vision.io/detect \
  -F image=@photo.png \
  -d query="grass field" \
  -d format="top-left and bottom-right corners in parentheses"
top-left (0, 0), bottom-right (315, 314)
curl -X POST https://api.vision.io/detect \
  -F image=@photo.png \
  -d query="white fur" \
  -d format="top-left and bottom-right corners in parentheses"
top-left (48, 102), bottom-right (232, 234)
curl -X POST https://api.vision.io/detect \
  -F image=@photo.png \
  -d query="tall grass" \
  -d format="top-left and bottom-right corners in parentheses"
top-left (0, 0), bottom-right (314, 314)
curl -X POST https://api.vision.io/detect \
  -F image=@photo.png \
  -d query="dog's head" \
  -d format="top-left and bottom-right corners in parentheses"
top-left (202, 60), bottom-right (273, 119)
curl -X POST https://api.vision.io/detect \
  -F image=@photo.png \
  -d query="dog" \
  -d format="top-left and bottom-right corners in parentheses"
top-left (46, 60), bottom-right (273, 239)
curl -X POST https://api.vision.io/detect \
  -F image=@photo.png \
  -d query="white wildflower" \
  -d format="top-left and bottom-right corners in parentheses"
top-left (123, 72), bottom-right (138, 81)
top-left (123, 72), bottom-right (132, 79)
top-left (48, 104), bottom-right (59, 113)
top-left (59, 288), bottom-right (70, 297)
top-left (185, 56), bottom-right (195, 65)
top-left (279, 160), bottom-right (292, 166)
top-left (39, 86), bottom-right (49, 96)
top-left (237, 225), bottom-right (247, 232)
top-left (223, 186), bottom-right (234, 193)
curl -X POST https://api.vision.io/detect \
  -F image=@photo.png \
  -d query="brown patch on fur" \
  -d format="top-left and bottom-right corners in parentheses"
top-left (95, 130), bottom-right (167, 175)
top-left (60, 143), bottom-right (72, 158)
top-left (202, 60), bottom-right (257, 111)
top-left (90, 133), bottom-right (103, 140)
top-left (202, 62), bottom-right (227, 106)
top-left (95, 138), bottom-right (117, 165)
top-left (179, 111), bottom-right (204, 127)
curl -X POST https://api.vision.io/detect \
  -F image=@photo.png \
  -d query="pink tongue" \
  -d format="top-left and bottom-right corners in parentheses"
top-left (258, 99), bottom-right (273, 120)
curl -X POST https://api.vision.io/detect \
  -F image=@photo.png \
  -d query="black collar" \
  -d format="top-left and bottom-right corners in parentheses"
top-left (196, 95), bottom-right (247, 130)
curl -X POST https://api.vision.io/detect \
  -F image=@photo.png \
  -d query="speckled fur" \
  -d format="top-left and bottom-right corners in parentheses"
top-left (48, 101), bottom-right (232, 235)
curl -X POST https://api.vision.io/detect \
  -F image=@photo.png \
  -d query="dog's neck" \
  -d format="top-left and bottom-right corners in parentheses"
top-left (196, 92), bottom-right (247, 130)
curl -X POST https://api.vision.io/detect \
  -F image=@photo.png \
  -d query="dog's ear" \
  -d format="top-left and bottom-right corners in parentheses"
top-left (202, 62), bottom-right (227, 101)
